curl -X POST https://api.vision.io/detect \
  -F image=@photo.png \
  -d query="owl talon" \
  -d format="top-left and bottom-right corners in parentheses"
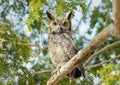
top-left (51, 63), bottom-right (66, 76)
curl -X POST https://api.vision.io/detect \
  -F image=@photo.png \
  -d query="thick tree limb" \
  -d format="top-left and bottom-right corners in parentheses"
top-left (84, 40), bottom-right (120, 66)
top-left (47, 25), bottom-right (114, 85)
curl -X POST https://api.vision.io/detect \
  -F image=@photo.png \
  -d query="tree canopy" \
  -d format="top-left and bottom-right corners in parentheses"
top-left (0, 0), bottom-right (120, 85)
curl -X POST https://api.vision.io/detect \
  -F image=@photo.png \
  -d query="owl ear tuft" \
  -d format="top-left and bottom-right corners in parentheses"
top-left (66, 10), bottom-right (72, 19)
top-left (46, 11), bottom-right (55, 20)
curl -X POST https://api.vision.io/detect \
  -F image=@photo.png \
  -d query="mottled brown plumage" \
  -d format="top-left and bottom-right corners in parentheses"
top-left (47, 11), bottom-right (85, 78)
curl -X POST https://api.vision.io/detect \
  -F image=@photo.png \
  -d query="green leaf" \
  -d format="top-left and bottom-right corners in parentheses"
top-left (79, 2), bottom-right (87, 14)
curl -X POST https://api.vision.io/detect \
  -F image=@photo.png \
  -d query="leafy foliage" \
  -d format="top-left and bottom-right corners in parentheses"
top-left (97, 64), bottom-right (120, 85)
top-left (0, 25), bottom-right (32, 84)
top-left (0, 0), bottom-right (120, 85)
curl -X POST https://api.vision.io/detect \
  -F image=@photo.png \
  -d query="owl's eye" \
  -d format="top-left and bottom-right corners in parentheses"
top-left (52, 22), bottom-right (57, 25)
top-left (63, 21), bottom-right (68, 26)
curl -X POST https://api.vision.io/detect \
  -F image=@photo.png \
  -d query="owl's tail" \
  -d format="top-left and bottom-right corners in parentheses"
top-left (68, 64), bottom-right (85, 78)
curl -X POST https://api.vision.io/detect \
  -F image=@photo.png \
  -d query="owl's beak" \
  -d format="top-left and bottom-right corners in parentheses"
top-left (59, 27), bottom-right (63, 32)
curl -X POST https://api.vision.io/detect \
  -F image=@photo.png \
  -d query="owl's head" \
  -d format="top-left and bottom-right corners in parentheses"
top-left (46, 11), bottom-right (72, 34)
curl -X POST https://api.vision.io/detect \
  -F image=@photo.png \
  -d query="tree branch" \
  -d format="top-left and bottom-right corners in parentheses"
top-left (85, 55), bottom-right (120, 70)
top-left (113, 0), bottom-right (120, 37)
top-left (84, 40), bottom-right (120, 66)
top-left (47, 25), bottom-right (114, 85)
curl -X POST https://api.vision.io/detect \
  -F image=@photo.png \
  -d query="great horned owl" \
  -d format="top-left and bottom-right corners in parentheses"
top-left (47, 11), bottom-right (85, 78)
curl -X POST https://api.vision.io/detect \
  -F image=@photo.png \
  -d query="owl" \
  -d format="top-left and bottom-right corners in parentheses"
top-left (47, 11), bottom-right (85, 78)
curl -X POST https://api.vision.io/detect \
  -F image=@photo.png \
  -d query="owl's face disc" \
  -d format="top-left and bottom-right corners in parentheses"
top-left (49, 18), bottom-right (71, 34)
top-left (46, 11), bottom-right (72, 34)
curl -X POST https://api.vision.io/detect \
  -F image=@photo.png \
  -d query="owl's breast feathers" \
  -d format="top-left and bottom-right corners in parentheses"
top-left (49, 33), bottom-right (78, 58)
top-left (48, 33), bottom-right (85, 78)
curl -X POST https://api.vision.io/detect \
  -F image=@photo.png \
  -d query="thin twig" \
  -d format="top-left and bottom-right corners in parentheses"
top-left (32, 70), bottom-right (51, 75)
top-left (85, 55), bottom-right (120, 70)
